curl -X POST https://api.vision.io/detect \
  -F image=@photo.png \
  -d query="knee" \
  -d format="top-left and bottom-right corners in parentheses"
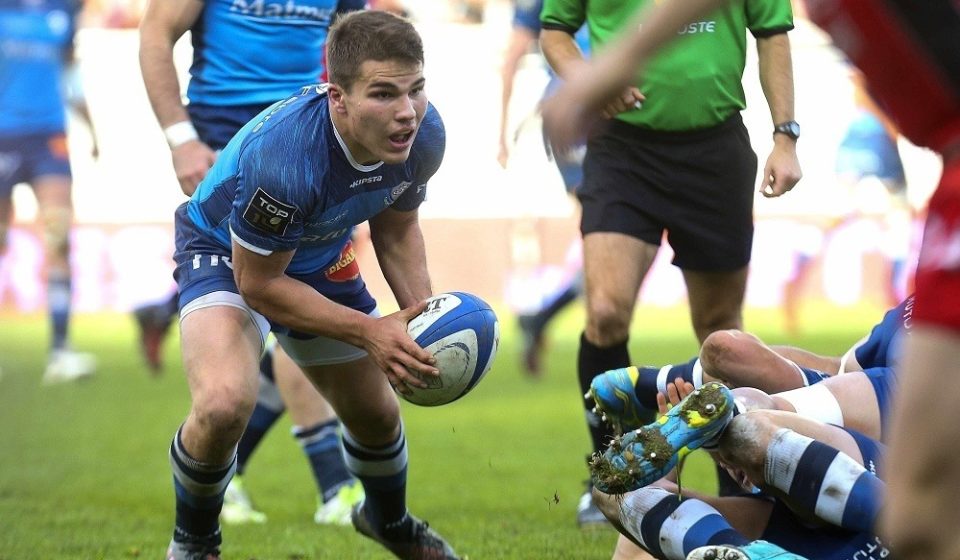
top-left (41, 207), bottom-right (72, 260)
top-left (585, 297), bottom-right (631, 345)
top-left (342, 399), bottom-right (401, 446)
top-left (700, 330), bottom-right (749, 373)
top-left (191, 386), bottom-right (256, 440)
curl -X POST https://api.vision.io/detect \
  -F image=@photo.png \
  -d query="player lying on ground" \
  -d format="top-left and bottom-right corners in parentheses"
top-left (592, 382), bottom-right (888, 560)
top-left (587, 297), bottom-right (910, 442)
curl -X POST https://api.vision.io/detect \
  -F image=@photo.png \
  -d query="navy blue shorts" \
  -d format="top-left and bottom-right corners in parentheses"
top-left (0, 132), bottom-right (71, 196)
top-left (187, 102), bottom-right (273, 150)
top-left (172, 204), bottom-right (376, 339)
top-left (863, 367), bottom-right (897, 437)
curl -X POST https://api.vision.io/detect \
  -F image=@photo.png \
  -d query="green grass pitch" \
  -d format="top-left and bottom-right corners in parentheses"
top-left (0, 301), bottom-right (881, 559)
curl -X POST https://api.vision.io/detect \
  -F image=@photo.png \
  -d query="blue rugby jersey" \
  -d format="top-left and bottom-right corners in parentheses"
top-left (0, 0), bottom-right (77, 136)
top-left (183, 85), bottom-right (445, 275)
top-left (186, 0), bottom-right (365, 106)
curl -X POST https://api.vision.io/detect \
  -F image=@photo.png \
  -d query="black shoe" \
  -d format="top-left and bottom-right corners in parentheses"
top-left (351, 503), bottom-right (460, 560)
top-left (166, 530), bottom-right (221, 560)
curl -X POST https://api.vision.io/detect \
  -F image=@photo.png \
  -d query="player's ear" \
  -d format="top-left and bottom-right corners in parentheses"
top-left (327, 84), bottom-right (347, 114)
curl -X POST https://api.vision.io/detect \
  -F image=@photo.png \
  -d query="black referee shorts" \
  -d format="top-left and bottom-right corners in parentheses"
top-left (579, 113), bottom-right (758, 271)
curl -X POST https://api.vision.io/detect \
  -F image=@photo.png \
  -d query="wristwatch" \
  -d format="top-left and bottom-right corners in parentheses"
top-left (774, 120), bottom-right (801, 140)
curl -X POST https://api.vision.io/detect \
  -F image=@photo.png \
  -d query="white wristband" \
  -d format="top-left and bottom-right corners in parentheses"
top-left (163, 120), bottom-right (199, 149)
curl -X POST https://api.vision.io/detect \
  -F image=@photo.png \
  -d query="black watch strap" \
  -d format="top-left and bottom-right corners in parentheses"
top-left (774, 120), bottom-right (800, 140)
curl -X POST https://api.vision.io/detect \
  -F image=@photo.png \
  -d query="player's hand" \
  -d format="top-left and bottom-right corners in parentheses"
top-left (601, 86), bottom-right (645, 120)
top-left (497, 138), bottom-right (510, 169)
top-left (541, 88), bottom-right (593, 156)
top-left (655, 378), bottom-right (696, 415)
top-left (172, 140), bottom-right (217, 197)
top-left (360, 300), bottom-right (439, 394)
top-left (759, 138), bottom-right (802, 198)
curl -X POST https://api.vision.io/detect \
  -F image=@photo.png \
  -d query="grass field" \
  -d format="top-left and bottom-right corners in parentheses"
top-left (0, 301), bottom-right (884, 559)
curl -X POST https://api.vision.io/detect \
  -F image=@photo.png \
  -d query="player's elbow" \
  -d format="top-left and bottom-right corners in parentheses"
top-left (233, 269), bottom-right (270, 314)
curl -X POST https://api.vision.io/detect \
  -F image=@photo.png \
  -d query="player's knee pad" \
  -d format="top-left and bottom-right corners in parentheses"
top-left (40, 207), bottom-right (72, 258)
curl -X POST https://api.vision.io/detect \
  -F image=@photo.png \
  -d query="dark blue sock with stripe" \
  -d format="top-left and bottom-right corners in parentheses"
top-left (169, 427), bottom-right (236, 542)
top-left (47, 271), bottom-right (71, 351)
top-left (342, 423), bottom-right (409, 535)
top-left (764, 428), bottom-right (882, 533)
top-left (620, 487), bottom-right (749, 559)
top-left (293, 419), bottom-right (353, 502)
top-left (633, 357), bottom-right (700, 409)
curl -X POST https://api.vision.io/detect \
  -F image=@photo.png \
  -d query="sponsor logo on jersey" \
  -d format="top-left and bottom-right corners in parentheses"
top-left (677, 21), bottom-right (716, 35)
top-left (350, 176), bottom-right (382, 189)
top-left (384, 181), bottom-right (411, 205)
top-left (230, 0), bottom-right (335, 23)
top-left (325, 241), bottom-right (360, 282)
top-left (242, 188), bottom-right (297, 235)
top-left (47, 134), bottom-right (69, 160)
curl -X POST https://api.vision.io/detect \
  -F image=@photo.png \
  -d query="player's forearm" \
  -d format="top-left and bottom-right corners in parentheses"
top-left (756, 33), bottom-right (795, 126)
top-left (241, 272), bottom-right (374, 347)
top-left (139, 32), bottom-right (190, 129)
top-left (500, 29), bottom-right (531, 143)
top-left (373, 226), bottom-right (432, 310)
top-left (539, 29), bottom-right (584, 80)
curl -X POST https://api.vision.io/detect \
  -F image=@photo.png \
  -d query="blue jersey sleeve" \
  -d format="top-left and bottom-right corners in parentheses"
top-left (230, 133), bottom-right (315, 255)
top-left (392, 104), bottom-right (446, 212)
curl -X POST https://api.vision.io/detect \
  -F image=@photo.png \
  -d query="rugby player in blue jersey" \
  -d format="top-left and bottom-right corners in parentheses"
top-left (138, 0), bottom-right (366, 526)
top-left (162, 11), bottom-right (459, 560)
top-left (0, 0), bottom-right (98, 383)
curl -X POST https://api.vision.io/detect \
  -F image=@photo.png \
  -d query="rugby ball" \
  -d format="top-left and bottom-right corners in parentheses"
top-left (401, 292), bottom-right (500, 406)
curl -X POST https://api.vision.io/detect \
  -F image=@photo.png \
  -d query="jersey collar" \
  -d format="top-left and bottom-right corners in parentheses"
top-left (329, 110), bottom-right (384, 173)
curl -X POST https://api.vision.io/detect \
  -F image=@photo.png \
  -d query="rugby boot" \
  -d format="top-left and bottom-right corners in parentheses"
top-left (315, 480), bottom-right (364, 525)
top-left (43, 348), bottom-right (96, 384)
top-left (687, 541), bottom-right (809, 560)
top-left (220, 475), bottom-right (266, 525)
top-left (591, 382), bottom-right (734, 494)
top-left (587, 366), bottom-right (657, 432)
top-left (165, 535), bottom-right (221, 560)
top-left (351, 502), bottom-right (460, 560)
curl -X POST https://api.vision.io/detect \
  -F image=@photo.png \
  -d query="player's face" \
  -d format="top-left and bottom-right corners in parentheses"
top-left (336, 59), bottom-right (427, 165)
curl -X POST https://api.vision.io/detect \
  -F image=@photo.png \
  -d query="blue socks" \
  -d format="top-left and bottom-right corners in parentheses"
top-left (170, 427), bottom-right (235, 541)
top-left (764, 428), bottom-right (882, 533)
top-left (293, 418), bottom-right (354, 502)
